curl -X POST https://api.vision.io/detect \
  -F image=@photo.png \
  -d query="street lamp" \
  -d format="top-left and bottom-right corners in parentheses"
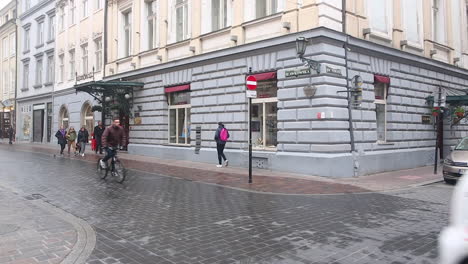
top-left (124, 93), bottom-right (131, 99)
top-left (296, 37), bottom-right (307, 58)
top-left (295, 37), bottom-right (321, 73)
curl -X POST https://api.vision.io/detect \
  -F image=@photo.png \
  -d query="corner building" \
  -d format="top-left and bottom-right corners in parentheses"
top-left (103, 0), bottom-right (468, 177)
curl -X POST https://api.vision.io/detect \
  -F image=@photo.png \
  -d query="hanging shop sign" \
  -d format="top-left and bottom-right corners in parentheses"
top-left (285, 67), bottom-right (312, 78)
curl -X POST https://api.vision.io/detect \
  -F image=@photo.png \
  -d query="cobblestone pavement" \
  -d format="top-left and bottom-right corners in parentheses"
top-left (0, 147), bottom-right (451, 264)
top-left (0, 188), bottom-right (77, 264)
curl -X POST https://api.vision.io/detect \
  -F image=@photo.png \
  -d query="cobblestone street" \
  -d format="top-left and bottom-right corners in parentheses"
top-left (0, 146), bottom-right (451, 264)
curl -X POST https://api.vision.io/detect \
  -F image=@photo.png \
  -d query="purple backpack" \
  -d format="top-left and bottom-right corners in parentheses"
top-left (220, 128), bottom-right (229, 142)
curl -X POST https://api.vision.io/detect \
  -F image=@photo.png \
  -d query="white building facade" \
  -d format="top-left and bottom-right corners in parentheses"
top-left (16, 0), bottom-right (56, 143)
top-left (52, 0), bottom-right (104, 138)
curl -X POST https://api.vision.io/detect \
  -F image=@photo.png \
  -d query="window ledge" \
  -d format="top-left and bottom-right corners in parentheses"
top-left (33, 84), bottom-right (42, 89)
top-left (46, 39), bottom-right (54, 44)
top-left (376, 141), bottom-right (394, 146)
top-left (138, 48), bottom-right (159, 58)
top-left (166, 39), bottom-right (190, 49)
top-left (80, 16), bottom-right (89, 22)
top-left (20, 87), bottom-right (29, 92)
top-left (35, 44), bottom-right (44, 49)
top-left (23, 50), bottom-right (30, 54)
top-left (199, 27), bottom-right (231, 39)
top-left (363, 28), bottom-right (392, 43)
top-left (242, 12), bottom-right (282, 27)
top-left (400, 40), bottom-right (424, 52)
top-left (116, 56), bottom-right (132, 64)
top-left (44, 82), bottom-right (53, 86)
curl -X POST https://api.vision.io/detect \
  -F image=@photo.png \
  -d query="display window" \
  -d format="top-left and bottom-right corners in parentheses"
top-left (167, 86), bottom-right (191, 145)
top-left (251, 79), bottom-right (278, 150)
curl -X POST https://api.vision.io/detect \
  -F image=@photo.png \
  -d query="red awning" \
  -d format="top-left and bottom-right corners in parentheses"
top-left (374, 75), bottom-right (390, 84)
top-left (165, 84), bottom-right (190, 93)
top-left (251, 71), bottom-right (277, 81)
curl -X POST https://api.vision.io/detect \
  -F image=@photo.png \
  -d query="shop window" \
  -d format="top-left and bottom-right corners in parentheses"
top-left (252, 78), bottom-right (278, 150)
top-left (167, 86), bottom-right (191, 145)
top-left (374, 75), bottom-right (390, 143)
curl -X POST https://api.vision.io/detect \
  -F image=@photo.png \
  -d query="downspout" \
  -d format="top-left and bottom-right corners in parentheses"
top-left (342, 0), bottom-right (357, 176)
top-left (13, 0), bottom-right (19, 141)
top-left (102, 0), bottom-right (108, 125)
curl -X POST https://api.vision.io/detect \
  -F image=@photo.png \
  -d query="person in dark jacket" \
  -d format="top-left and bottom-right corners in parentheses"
top-left (93, 121), bottom-right (104, 154)
top-left (214, 122), bottom-right (229, 168)
top-left (100, 119), bottom-right (126, 168)
top-left (7, 126), bottom-right (14, 144)
top-left (55, 126), bottom-right (67, 155)
top-left (77, 126), bottom-right (89, 157)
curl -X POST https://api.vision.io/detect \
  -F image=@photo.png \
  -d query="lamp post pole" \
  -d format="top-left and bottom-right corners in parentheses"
top-left (248, 67), bottom-right (253, 183)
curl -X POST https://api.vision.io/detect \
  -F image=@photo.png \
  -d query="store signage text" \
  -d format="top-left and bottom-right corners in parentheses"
top-left (285, 67), bottom-right (312, 78)
top-left (326, 66), bottom-right (342, 75)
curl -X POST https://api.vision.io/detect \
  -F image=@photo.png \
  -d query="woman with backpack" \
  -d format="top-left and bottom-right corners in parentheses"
top-left (66, 127), bottom-right (77, 155)
top-left (214, 122), bottom-right (229, 168)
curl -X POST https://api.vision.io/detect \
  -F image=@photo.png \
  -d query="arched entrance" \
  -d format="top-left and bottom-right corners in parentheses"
top-left (81, 102), bottom-right (94, 133)
top-left (59, 105), bottom-right (69, 129)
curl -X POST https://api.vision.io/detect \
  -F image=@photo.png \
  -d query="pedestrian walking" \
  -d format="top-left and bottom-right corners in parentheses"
top-left (7, 125), bottom-right (14, 144)
top-left (93, 121), bottom-right (104, 154)
top-left (66, 127), bottom-right (77, 155)
top-left (214, 122), bottom-right (229, 168)
top-left (77, 126), bottom-right (89, 157)
top-left (55, 126), bottom-right (67, 155)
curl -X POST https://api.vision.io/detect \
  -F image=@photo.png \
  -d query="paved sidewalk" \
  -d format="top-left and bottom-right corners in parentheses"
top-left (1, 143), bottom-right (442, 194)
top-left (0, 187), bottom-right (77, 264)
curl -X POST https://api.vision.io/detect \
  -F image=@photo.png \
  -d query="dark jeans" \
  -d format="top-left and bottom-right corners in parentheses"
top-left (217, 143), bottom-right (227, 165)
top-left (102, 148), bottom-right (116, 163)
top-left (95, 139), bottom-right (102, 153)
top-left (59, 143), bottom-right (66, 154)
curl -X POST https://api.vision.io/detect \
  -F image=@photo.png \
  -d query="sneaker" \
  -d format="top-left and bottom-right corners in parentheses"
top-left (224, 160), bottom-right (229, 167)
top-left (81, 153), bottom-right (85, 157)
top-left (100, 160), bottom-right (107, 168)
top-left (216, 165), bottom-right (223, 168)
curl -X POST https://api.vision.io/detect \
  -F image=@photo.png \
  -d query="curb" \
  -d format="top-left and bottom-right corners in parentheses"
top-left (0, 183), bottom-right (96, 264)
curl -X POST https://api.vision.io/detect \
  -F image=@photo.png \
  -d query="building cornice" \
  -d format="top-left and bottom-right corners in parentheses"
top-left (104, 27), bottom-right (468, 83)
top-left (19, 0), bottom-right (55, 21)
top-left (16, 92), bottom-right (53, 102)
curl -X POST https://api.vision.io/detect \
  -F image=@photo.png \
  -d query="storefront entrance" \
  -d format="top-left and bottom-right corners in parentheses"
top-left (33, 109), bottom-right (44, 142)
top-left (0, 112), bottom-right (11, 138)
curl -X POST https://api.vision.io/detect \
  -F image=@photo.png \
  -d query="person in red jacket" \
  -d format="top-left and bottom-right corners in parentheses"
top-left (100, 119), bottom-right (126, 168)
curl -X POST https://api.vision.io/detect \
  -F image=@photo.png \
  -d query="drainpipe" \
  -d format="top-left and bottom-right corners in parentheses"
top-left (13, 0), bottom-right (18, 141)
top-left (103, 0), bottom-right (108, 79)
top-left (342, 0), bottom-right (357, 176)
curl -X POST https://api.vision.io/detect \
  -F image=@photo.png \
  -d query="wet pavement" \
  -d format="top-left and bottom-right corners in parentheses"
top-left (0, 146), bottom-right (451, 264)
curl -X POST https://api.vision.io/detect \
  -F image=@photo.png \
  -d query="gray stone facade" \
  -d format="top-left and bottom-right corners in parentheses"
top-left (105, 28), bottom-right (468, 178)
top-left (51, 88), bottom-right (101, 144)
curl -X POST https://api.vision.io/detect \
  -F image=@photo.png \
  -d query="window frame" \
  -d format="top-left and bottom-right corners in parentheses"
top-left (82, 0), bottom-right (89, 18)
top-left (366, 0), bottom-right (393, 40)
top-left (255, 0), bottom-right (277, 19)
top-left (167, 90), bottom-right (191, 145)
top-left (175, 0), bottom-right (188, 42)
top-left (121, 9), bottom-right (132, 58)
top-left (46, 55), bottom-right (54, 83)
top-left (211, 0), bottom-right (228, 31)
top-left (59, 6), bottom-right (65, 32)
top-left (35, 58), bottom-right (43, 86)
top-left (2, 37), bottom-right (8, 59)
top-left (374, 83), bottom-right (388, 143)
top-left (145, 0), bottom-right (157, 50)
top-left (94, 38), bottom-right (102, 71)
top-left (69, 49), bottom-right (75, 80)
top-left (251, 97), bottom-right (278, 151)
top-left (48, 15), bottom-right (55, 41)
top-left (432, 0), bottom-right (447, 44)
top-left (10, 33), bottom-right (15, 56)
top-left (37, 20), bottom-right (44, 45)
top-left (69, 0), bottom-right (76, 26)
top-left (81, 44), bottom-right (88, 74)
top-left (58, 54), bottom-right (64, 82)
top-left (23, 63), bottom-right (29, 90)
top-left (24, 28), bottom-right (30, 52)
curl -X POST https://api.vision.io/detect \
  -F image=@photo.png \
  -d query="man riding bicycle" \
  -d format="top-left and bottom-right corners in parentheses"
top-left (100, 119), bottom-right (126, 168)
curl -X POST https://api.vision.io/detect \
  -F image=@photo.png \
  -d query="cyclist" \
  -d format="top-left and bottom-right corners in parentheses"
top-left (100, 119), bottom-right (126, 168)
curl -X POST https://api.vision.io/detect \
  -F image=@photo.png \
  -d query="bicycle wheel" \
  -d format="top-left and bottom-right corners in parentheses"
top-left (97, 159), bottom-right (108, 179)
top-left (113, 159), bottom-right (126, 183)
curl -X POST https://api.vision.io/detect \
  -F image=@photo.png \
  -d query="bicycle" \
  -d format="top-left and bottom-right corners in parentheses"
top-left (97, 147), bottom-right (126, 183)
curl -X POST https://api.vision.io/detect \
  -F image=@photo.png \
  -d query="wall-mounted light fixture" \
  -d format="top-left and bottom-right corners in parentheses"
top-left (296, 37), bottom-right (321, 73)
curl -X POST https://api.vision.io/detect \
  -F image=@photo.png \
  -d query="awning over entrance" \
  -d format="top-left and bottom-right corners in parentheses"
top-left (74, 80), bottom-right (145, 103)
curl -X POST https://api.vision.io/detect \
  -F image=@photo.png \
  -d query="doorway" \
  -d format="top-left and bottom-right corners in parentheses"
top-left (33, 109), bottom-right (44, 142)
